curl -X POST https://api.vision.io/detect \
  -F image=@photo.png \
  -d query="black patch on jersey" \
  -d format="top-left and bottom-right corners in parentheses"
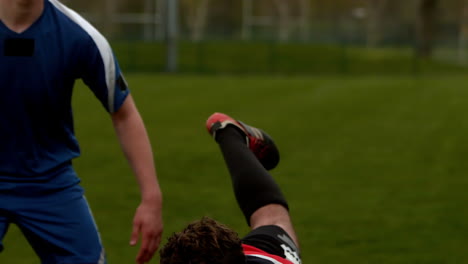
top-left (4, 38), bottom-right (35, 57)
top-left (117, 73), bottom-right (128, 91)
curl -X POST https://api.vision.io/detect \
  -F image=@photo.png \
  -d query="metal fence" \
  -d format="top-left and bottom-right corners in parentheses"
top-left (63, 0), bottom-right (468, 74)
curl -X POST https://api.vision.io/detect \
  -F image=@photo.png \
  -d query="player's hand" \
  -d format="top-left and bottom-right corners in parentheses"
top-left (130, 201), bottom-right (163, 264)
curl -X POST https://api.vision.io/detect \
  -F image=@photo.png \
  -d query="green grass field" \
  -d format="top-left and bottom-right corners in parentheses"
top-left (2, 74), bottom-right (468, 263)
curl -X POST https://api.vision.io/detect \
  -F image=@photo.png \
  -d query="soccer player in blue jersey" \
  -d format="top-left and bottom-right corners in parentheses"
top-left (159, 113), bottom-right (302, 264)
top-left (0, 0), bottom-right (162, 263)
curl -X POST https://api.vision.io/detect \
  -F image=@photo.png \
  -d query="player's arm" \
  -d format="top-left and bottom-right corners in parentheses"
top-left (78, 31), bottom-right (163, 263)
top-left (111, 94), bottom-right (163, 264)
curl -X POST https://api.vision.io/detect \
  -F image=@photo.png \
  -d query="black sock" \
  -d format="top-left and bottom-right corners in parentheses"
top-left (216, 126), bottom-right (289, 225)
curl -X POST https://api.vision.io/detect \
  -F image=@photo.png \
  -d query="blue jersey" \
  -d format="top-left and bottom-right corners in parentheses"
top-left (0, 0), bottom-right (129, 186)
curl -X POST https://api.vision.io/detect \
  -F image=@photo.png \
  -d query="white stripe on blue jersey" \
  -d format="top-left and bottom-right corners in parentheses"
top-left (48, 0), bottom-right (117, 112)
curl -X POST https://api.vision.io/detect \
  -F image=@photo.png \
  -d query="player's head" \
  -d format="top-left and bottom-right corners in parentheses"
top-left (159, 216), bottom-right (245, 264)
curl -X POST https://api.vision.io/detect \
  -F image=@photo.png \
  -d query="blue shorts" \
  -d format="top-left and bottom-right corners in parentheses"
top-left (0, 183), bottom-right (106, 264)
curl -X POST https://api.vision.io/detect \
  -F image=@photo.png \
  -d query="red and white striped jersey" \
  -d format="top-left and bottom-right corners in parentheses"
top-left (243, 244), bottom-right (300, 264)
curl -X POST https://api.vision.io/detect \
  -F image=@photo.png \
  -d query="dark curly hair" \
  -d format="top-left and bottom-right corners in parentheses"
top-left (159, 217), bottom-right (245, 264)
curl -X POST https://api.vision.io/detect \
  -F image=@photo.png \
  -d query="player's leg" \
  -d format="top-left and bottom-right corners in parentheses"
top-left (14, 184), bottom-right (106, 264)
top-left (249, 204), bottom-right (298, 245)
top-left (206, 113), bottom-right (299, 246)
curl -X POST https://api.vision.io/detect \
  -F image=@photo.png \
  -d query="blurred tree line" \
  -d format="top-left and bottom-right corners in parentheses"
top-left (65, 0), bottom-right (468, 58)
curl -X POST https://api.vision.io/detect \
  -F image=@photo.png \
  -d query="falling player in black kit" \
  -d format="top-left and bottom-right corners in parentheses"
top-left (159, 113), bottom-right (301, 264)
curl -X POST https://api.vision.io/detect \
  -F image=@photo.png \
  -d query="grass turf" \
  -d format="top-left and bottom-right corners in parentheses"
top-left (1, 74), bottom-right (468, 263)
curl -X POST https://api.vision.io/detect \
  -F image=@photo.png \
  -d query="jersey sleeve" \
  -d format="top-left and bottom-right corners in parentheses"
top-left (47, 0), bottom-right (129, 113)
top-left (79, 31), bottom-right (129, 113)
